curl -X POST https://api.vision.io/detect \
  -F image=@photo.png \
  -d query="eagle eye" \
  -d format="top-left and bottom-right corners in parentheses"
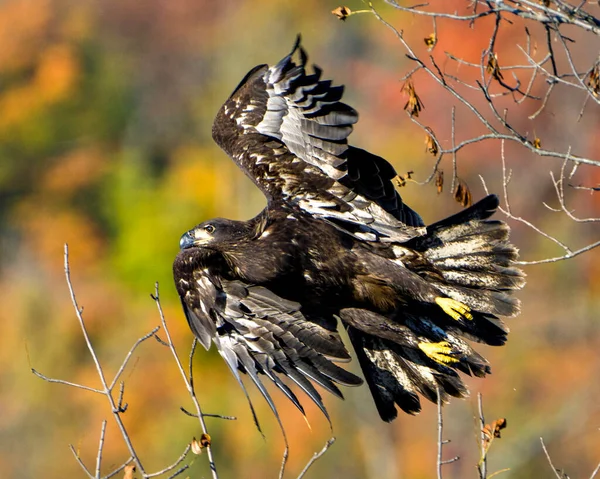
top-left (204, 224), bottom-right (215, 234)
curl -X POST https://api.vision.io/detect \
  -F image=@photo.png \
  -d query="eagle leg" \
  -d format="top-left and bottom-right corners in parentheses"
top-left (435, 297), bottom-right (473, 321)
top-left (418, 340), bottom-right (460, 365)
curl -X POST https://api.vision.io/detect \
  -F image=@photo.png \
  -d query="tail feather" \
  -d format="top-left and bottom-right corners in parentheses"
top-left (341, 195), bottom-right (523, 420)
top-left (342, 308), bottom-right (489, 419)
top-left (347, 327), bottom-right (421, 420)
top-left (348, 328), bottom-right (474, 419)
top-left (427, 194), bottom-right (500, 229)
top-left (407, 195), bottom-right (525, 316)
top-left (435, 311), bottom-right (509, 346)
top-left (435, 284), bottom-right (521, 317)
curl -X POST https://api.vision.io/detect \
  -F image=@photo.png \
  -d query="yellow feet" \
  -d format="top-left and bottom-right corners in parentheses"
top-left (418, 341), bottom-right (459, 365)
top-left (435, 297), bottom-right (473, 321)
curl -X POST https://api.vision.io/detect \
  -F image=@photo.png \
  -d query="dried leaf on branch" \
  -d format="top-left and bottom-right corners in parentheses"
top-left (587, 62), bottom-right (599, 97)
top-left (435, 170), bottom-right (444, 194)
top-left (482, 418), bottom-right (507, 445)
top-left (424, 33), bottom-right (437, 51)
top-left (331, 6), bottom-right (351, 21)
top-left (395, 171), bottom-right (414, 188)
top-left (123, 465), bottom-right (136, 479)
top-left (425, 128), bottom-right (439, 156)
top-left (486, 52), bottom-right (504, 81)
top-left (453, 178), bottom-right (472, 207)
top-left (402, 80), bottom-right (424, 117)
top-left (191, 433), bottom-right (212, 455)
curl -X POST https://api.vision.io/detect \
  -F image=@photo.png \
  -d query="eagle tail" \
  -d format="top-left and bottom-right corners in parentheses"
top-left (342, 308), bottom-right (493, 420)
top-left (347, 327), bottom-right (421, 420)
top-left (347, 325), bottom-right (488, 420)
top-left (408, 194), bottom-right (525, 318)
top-left (342, 196), bottom-right (524, 419)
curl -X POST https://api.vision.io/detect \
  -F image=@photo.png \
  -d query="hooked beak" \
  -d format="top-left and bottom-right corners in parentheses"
top-left (179, 230), bottom-right (195, 250)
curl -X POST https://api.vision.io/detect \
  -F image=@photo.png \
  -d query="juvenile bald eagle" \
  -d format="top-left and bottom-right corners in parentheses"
top-left (173, 38), bottom-right (524, 424)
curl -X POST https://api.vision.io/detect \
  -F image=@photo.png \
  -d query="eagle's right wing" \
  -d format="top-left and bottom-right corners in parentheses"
top-left (173, 251), bottom-right (362, 426)
top-left (212, 37), bottom-right (425, 242)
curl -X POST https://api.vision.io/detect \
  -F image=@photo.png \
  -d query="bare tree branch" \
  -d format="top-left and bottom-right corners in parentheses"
top-left (384, 0), bottom-right (600, 35)
top-left (62, 244), bottom-right (147, 474)
top-left (479, 139), bottom-right (600, 264)
top-left (30, 369), bottom-right (104, 394)
top-left (146, 445), bottom-right (191, 478)
top-left (69, 444), bottom-right (94, 479)
top-left (103, 457), bottom-right (133, 479)
top-left (477, 393), bottom-right (487, 479)
top-left (151, 284), bottom-right (219, 478)
top-left (32, 245), bottom-right (227, 478)
top-left (540, 437), bottom-right (568, 479)
top-left (95, 420), bottom-right (107, 479)
top-left (436, 388), bottom-right (459, 479)
top-left (296, 438), bottom-right (336, 479)
top-left (341, 0), bottom-right (600, 265)
top-left (109, 326), bottom-right (161, 391)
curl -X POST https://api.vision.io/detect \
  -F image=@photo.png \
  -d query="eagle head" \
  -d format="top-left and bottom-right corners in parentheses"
top-left (179, 218), bottom-right (253, 250)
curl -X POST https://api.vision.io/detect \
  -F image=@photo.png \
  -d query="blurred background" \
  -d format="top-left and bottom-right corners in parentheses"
top-left (1, 0), bottom-right (599, 477)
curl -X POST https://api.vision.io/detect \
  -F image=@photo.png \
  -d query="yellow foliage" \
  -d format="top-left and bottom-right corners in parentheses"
top-left (0, 43), bottom-right (80, 129)
top-left (0, 84), bottom-right (39, 129)
top-left (168, 145), bottom-right (237, 218)
top-left (35, 44), bottom-right (80, 102)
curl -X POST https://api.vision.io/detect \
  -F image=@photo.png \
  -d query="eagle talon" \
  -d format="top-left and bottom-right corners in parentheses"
top-left (418, 341), bottom-right (459, 365)
top-left (435, 297), bottom-right (473, 321)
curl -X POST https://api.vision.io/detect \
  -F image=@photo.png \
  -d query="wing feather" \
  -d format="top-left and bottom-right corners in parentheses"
top-left (174, 252), bottom-right (361, 422)
top-left (212, 37), bottom-right (425, 242)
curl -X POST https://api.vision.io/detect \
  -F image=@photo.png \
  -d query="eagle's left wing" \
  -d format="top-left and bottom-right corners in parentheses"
top-left (174, 253), bottom-right (363, 425)
top-left (212, 37), bottom-right (425, 242)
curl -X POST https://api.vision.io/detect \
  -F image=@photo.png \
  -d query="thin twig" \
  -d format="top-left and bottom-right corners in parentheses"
top-left (180, 407), bottom-right (236, 420)
top-left (480, 142), bottom-right (600, 265)
top-left (102, 457), bottom-right (134, 479)
top-left (515, 240), bottom-right (600, 265)
top-left (151, 284), bottom-right (219, 479)
top-left (540, 438), bottom-right (566, 479)
top-left (384, 0), bottom-right (600, 35)
top-left (450, 107), bottom-right (457, 194)
top-left (166, 466), bottom-right (190, 479)
top-left (116, 381), bottom-right (127, 413)
top-left (95, 420), bottom-right (107, 478)
top-left (437, 389), bottom-right (444, 479)
top-left (549, 157), bottom-right (600, 223)
top-left (69, 444), bottom-right (94, 479)
top-left (478, 393), bottom-right (487, 479)
top-left (369, 2), bottom-right (599, 167)
top-left (279, 444), bottom-right (290, 479)
top-left (436, 387), bottom-right (459, 479)
top-left (63, 244), bottom-right (146, 474)
top-left (109, 326), bottom-right (161, 390)
top-left (30, 369), bottom-right (103, 394)
top-left (488, 468), bottom-right (511, 478)
top-left (36, 246), bottom-right (197, 479)
top-left (296, 438), bottom-right (336, 479)
top-left (147, 444), bottom-right (192, 478)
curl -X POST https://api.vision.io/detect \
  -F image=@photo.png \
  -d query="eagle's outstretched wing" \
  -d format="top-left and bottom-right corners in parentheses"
top-left (211, 37), bottom-right (425, 242)
top-left (173, 251), bottom-right (363, 425)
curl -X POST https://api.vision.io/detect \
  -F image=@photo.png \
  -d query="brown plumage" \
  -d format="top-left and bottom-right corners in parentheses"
top-left (173, 37), bottom-right (525, 426)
